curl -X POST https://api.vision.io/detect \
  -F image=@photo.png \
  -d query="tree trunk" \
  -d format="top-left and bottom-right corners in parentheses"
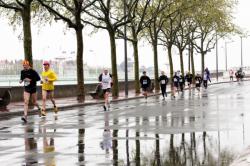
top-left (153, 41), bottom-right (160, 92)
top-left (167, 45), bottom-right (174, 81)
top-left (21, 4), bottom-right (33, 65)
top-left (113, 130), bottom-right (118, 166)
top-left (135, 131), bottom-right (140, 166)
top-left (190, 43), bottom-right (195, 82)
top-left (179, 48), bottom-right (185, 77)
top-left (155, 134), bottom-right (160, 166)
top-left (132, 33), bottom-right (140, 94)
top-left (109, 31), bottom-right (119, 97)
top-left (169, 134), bottom-right (175, 165)
top-left (201, 52), bottom-right (205, 76)
top-left (75, 27), bottom-right (85, 102)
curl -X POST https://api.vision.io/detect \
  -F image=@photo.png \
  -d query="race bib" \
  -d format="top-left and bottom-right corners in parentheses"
top-left (196, 80), bottom-right (199, 84)
top-left (179, 79), bottom-right (183, 82)
top-left (24, 80), bottom-right (30, 86)
top-left (161, 80), bottom-right (166, 84)
top-left (174, 78), bottom-right (177, 82)
top-left (143, 80), bottom-right (147, 85)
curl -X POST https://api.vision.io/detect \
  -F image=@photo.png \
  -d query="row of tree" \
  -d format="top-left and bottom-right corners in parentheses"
top-left (0, 0), bottom-right (238, 102)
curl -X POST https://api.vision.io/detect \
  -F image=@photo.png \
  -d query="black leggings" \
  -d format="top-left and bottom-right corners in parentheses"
top-left (160, 85), bottom-right (167, 97)
top-left (203, 80), bottom-right (208, 88)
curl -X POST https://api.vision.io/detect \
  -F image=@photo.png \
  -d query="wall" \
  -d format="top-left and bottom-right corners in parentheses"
top-left (9, 80), bottom-right (137, 102)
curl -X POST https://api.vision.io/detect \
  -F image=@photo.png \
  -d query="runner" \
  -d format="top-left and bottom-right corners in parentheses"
top-left (99, 68), bottom-right (112, 111)
top-left (158, 71), bottom-right (169, 100)
top-left (19, 60), bottom-right (41, 123)
top-left (205, 67), bottom-right (211, 82)
top-left (40, 61), bottom-right (58, 116)
top-left (229, 69), bottom-right (234, 81)
top-left (140, 71), bottom-right (151, 100)
top-left (185, 71), bottom-right (193, 90)
top-left (172, 72), bottom-right (179, 98)
top-left (203, 70), bottom-right (209, 89)
top-left (179, 74), bottom-right (185, 92)
top-left (195, 73), bottom-right (202, 91)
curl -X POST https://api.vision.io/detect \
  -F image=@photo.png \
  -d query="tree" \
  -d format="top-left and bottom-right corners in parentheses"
top-left (116, 0), bottom-right (152, 94)
top-left (174, 0), bottom-right (200, 77)
top-left (83, 0), bottom-right (138, 97)
top-left (192, 0), bottom-right (236, 75)
top-left (159, 1), bottom-right (180, 82)
top-left (144, 0), bottom-right (170, 92)
top-left (38, 0), bottom-right (97, 102)
top-left (0, 0), bottom-right (36, 65)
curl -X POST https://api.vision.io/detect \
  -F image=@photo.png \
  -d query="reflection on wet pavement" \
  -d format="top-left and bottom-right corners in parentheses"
top-left (0, 82), bottom-right (250, 165)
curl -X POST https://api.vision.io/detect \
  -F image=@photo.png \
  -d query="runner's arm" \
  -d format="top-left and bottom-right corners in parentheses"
top-left (19, 71), bottom-right (24, 83)
top-left (48, 71), bottom-right (57, 82)
top-left (34, 70), bottom-right (41, 82)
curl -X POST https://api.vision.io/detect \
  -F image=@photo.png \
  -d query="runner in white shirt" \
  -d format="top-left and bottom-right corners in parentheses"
top-left (99, 69), bottom-right (113, 111)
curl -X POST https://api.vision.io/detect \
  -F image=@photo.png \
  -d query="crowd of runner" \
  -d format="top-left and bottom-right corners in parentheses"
top-left (20, 60), bottom-right (58, 123)
top-left (19, 59), bottom-right (246, 121)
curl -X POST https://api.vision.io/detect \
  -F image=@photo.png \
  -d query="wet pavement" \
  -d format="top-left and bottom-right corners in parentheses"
top-left (1, 81), bottom-right (250, 166)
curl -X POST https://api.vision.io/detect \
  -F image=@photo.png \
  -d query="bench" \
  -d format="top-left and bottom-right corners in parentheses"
top-left (0, 87), bottom-right (11, 107)
top-left (88, 84), bottom-right (104, 99)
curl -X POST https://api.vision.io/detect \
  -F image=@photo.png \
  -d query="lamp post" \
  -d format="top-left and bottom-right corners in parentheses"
top-left (124, 0), bottom-right (128, 96)
top-left (240, 36), bottom-right (243, 68)
top-left (225, 41), bottom-right (234, 71)
top-left (240, 35), bottom-right (250, 68)
top-left (216, 33), bottom-right (218, 82)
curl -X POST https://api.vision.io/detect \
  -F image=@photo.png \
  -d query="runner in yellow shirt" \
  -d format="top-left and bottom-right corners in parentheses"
top-left (40, 61), bottom-right (58, 116)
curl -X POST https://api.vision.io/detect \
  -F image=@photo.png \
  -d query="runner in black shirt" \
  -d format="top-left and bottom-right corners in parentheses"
top-left (179, 74), bottom-right (185, 92)
top-left (158, 71), bottom-right (169, 100)
top-left (195, 73), bottom-right (202, 91)
top-left (172, 72), bottom-right (179, 98)
top-left (185, 72), bottom-right (193, 90)
top-left (19, 60), bottom-right (41, 123)
top-left (140, 71), bottom-right (151, 99)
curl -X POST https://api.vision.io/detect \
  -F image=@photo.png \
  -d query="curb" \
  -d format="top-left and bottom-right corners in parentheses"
top-left (1, 79), bottom-right (249, 119)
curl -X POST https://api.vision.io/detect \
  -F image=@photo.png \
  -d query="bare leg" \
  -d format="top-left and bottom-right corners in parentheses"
top-left (49, 91), bottom-right (56, 108)
top-left (31, 92), bottom-right (40, 110)
top-left (23, 91), bottom-right (31, 118)
top-left (41, 90), bottom-right (48, 116)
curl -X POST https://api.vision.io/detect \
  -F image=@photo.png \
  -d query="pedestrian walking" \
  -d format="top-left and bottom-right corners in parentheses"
top-left (205, 67), bottom-right (211, 82)
top-left (140, 71), bottom-right (151, 100)
top-left (229, 69), bottom-right (234, 81)
top-left (158, 71), bottom-right (169, 100)
top-left (195, 73), bottom-right (202, 91)
top-left (99, 68), bottom-right (113, 111)
top-left (40, 61), bottom-right (58, 117)
top-left (172, 72), bottom-right (179, 98)
top-left (19, 60), bottom-right (41, 123)
top-left (185, 71), bottom-right (193, 90)
top-left (203, 70), bottom-right (209, 89)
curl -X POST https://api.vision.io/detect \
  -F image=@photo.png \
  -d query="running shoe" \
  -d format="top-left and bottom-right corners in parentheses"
top-left (41, 109), bottom-right (46, 117)
top-left (103, 105), bottom-right (107, 111)
top-left (21, 116), bottom-right (27, 123)
top-left (54, 107), bottom-right (58, 114)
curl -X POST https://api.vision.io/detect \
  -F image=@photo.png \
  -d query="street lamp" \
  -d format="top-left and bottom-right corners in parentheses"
top-left (216, 33), bottom-right (218, 82)
top-left (224, 40), bottom-right (234, 71)
top-left (240, 36), bottom-right (243, 68)
top-left (123, 0), bottom-right (128, 96)
top-left (240, 35), bottom-right (250, 68)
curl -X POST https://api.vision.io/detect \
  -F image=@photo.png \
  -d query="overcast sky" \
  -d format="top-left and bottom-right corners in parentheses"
top-left (0, 0), bottom-right (250, 72)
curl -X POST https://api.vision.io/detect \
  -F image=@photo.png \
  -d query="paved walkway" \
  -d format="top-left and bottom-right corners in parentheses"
top-left (0, 89), bottom-right (161, 117)
top-left (1, 81), bottom-right (250, 165)
top-left (0, 78), bottom-right (244, 118)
